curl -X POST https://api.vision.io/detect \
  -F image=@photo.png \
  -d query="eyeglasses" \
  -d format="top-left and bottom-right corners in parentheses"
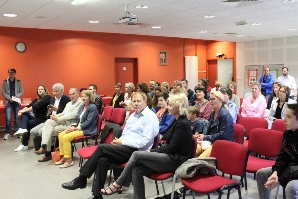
top-left (209, 98), bottom-right (217, 102)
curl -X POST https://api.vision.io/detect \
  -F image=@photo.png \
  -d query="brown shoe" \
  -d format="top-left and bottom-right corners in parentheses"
top-left (35, 147), bottom-right (47, 155)
top-left (38, 155), bottom-right (52, 162)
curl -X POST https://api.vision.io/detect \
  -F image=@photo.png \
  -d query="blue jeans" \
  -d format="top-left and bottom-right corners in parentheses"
top-left (20, 112), bottom-right (37, 146)
top-left (5, 101), bottom-right (20, 135)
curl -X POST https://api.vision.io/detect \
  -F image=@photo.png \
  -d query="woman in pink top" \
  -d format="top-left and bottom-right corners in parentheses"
top-left (241, 81), bottom-right (267, 118)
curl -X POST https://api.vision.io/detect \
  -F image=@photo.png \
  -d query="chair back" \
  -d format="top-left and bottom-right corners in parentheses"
top-left (271, 119), bottom-right (286, 132)
top-left (248, 128), bottom-right (283, 157)
top-left (236, 113), bottom-right (243, 124)
top-left (129, 109), bottom-right (136, 116)
top-left (110, 108), bottom-right (126, 125)
top-left (238, 117), bottom-right (268, 138)
top-left (104, 129), bottom-right (114, 144)
top-left (211, 140), bottom-right (248, 177)
top-left (190, 136), bottom-right (197, 158)
top-left (234, 123), bottom-right (245, 144)
top-left (102, 106), bottom-right (113, 121)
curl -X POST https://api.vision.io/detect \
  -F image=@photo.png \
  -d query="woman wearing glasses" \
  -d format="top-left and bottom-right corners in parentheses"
top-left (268, 85), bottom-right (296, 121)
top-left (241, 81), bottom-right (267, 118)
top-left (197, 91), bottom-right (234, 157)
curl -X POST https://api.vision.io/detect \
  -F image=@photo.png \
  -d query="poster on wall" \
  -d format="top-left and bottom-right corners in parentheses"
top-left (159, 50), bottom-right (167, 65)
top-left (248, 69), bottom-right (258, 86)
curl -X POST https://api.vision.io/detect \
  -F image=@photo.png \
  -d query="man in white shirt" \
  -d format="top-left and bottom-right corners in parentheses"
top-left (61, 91), bottom-right (159, 199)
top-left (277, 67), bottom-right (297, 99)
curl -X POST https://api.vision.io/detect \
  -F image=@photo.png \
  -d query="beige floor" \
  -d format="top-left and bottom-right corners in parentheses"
top-left (0, 131), bottom-right (283, 199)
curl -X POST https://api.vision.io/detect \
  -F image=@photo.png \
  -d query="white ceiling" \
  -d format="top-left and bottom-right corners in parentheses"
top-left (1, 0), bottom-right (298, 42)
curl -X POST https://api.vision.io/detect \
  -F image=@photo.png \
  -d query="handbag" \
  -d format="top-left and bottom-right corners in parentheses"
top-left (51, 148), bottom-right (62, 164)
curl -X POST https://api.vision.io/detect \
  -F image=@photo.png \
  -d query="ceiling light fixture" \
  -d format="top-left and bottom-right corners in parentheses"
top-left (252, 23), bottom-right (261, 25)
top-left (152, 26), bottom-right (161, 29)
top-left (71, 0), bottom-right (87, 5)
top-left (199, 31), bottom-right (207, 33)
top-left (204, 15), bottom-right (215, 19)
top-left (236, 34), bottom-right (244, 37)
top-left (3, 14), bottom-right (17, 17)
top-left (282, 0), bottom-right (298, 3)
top-left (89, 20), bottom-right (99, 23)
top-left (136, 5), bottom-right (148, 8)
top-left (287, 28), bottom-right (296, 30)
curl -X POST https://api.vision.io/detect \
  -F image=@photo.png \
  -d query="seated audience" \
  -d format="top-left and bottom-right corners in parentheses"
top-left (137, 82), bottom-right (153, 109)
top-left (151, 86), bottom-right (163, 109)
top-left (197, 91), bottom-right (234, 157)
top-left (161, 82), bottom-right (170, 93)
top-left (241, 81), bottom-right (267, 118)
top-left (119, 82), bottom-right (135, 112)
top-left (155, 81), bottom-right (161, 87)
top-left (109, 82), bottom-right (124, 108)
top-left (14, 85), bottom-right (51, 152)
top-left (267, 82), bottom-right (282, 109)
top-left (169, 80), bottom-right (187, 96)
top-left (227, 81), bottom-right (240, 109)
top-left (182, 79), bottom-right (194, 101)
top-left (193, 87), bottom-right (213, 120)
top-left (56, 90), bottom-right (98, 168)
top-left (189, 79), bottom-right (210, 104)
top-left (61, 92), bottom-right (159, 199)
top-left (187, 106), bottom-right (208, 138)
top-left (256, 104), bottom-right (298, 199)
top-left (88, 84), bottom-right (102, 113)
top-left (268, 85), bottom-right (296, 121)
top-left (202, 78), bottom-right (212, 93)
top-left (100, 93), bottom-right (192, 199)
top-left (210, 81), bottom-right (223, 93)
top-left (152, 92), bottom-right (175, 135)
top-left (220, 87), bottom-right (238, 123)
top-left (35, 88), bottom-right (82, 162)
top-left (148, 80), bottom-right (156, 97)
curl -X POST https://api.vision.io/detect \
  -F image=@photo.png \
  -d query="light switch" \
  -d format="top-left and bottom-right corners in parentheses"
top-left (123, 67), bottom-right (126, 70)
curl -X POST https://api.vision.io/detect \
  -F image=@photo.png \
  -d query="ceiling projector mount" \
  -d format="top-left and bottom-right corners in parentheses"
top-left (119, 4), bottom-right (138, 24)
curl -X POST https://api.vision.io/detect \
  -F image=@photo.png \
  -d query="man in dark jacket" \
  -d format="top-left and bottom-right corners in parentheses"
top-left (89, 84), bottom-right (102, 113)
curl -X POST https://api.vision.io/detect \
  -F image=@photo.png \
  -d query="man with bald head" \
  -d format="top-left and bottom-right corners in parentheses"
top-left (37, 88), bottom-right (83, 162)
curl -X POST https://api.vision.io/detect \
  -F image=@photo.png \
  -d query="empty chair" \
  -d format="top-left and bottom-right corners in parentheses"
top-left (234, 123), bottom-right (245, 144)
top-left (101, 106), bottom-right (113, 130)
top-left (238, 117), bottom-right (268, 147)
top-left (180, 140), bottom-right (248, 199)
top-left (271, 119), bottom-right (286, 132)
top-left (245, 128), bottom-right (283, 190)
top-left (110, 108), bottom-right (126, 126)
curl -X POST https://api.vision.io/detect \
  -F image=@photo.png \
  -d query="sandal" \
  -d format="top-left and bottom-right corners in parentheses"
top-left (100, 183), bottom-right (122, 195)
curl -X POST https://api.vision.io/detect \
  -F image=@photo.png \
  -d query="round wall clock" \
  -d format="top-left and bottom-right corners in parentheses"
top-left (15, 42), bottom-right (26, 53)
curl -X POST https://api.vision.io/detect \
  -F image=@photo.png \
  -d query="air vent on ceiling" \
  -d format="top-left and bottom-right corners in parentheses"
top-left (213, 32), bottom-right (238, 36)
top-left (221, 0), bottom-right (259, 7)
top-left (235, 21), bottom-right (248, 25)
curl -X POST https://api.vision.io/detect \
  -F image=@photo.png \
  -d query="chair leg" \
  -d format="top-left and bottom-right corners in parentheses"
top-left (244, 174), bottom-right (248, 190)
top-left (238, 185), bottom-right (242, 199)
top-left (182, 187), bottom-right (186, 199)
top-left (227, 189), bottom-right (230, 199)
top-left (161, 180), bottom-right (166, 195)
top-left (283, 186), bottom-right (286, 199)
top-left (253, 172), bottom-right (256, 180)
top-left (218, 191), bottom-right (223, 199)
top-left (155, 180), bottom-right (160, 195)
top-left (170, 175), bottom-right (177, 199)
top-left (207, 193), bottom-right (210, 199)
top-left (192, 190), bottom-right (195, 199)
top-left (79, 157), bottom-right (83, 167)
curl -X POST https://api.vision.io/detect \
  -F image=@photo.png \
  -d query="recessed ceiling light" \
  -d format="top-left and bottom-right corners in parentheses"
top-left (89, 20), bottom-right (99, 23)
top-left (236, 34), bottom-right (244, 37)
top-left (136, 5), bottom-right (148, 8)
top-left (287, 28), bottom-right (296, 30)
top-left (282, 0), bottom-right (298, 3)
top-left (3, 14), bottom-right (17, 17)
top-left (252, 23), bottom-right (261, 26)
top-left (152, 26), bottom-right (161, 29)
top-left (204, 15), bottom-right (215, 19)
top-left (199, 31), bottom-right (207, 33)
top-left (71, 0), bottom-right (86, 5)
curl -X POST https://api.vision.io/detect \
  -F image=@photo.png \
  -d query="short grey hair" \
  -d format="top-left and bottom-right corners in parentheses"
top-left (125, 82), bottom-right (135, 92)
top-left (52, 83), bottom-right (64, 91)
top-left (168, 93), bottom-right (188, 116)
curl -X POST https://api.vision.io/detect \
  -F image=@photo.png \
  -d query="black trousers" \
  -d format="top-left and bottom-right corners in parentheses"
top-left (79, 144), bottom-right (137, 197)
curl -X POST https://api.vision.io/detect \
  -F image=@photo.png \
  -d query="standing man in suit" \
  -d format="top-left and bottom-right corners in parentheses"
top-left (258, 67), bottom-right (274, 100)
top-left (1, 68), bottom-right (24, 140)
top-left (277, 67), bottom-right (297, 100)
top-left (88, 84), bottom-right (102, 113)
top-left (36, 88), bottom-right (82, 162)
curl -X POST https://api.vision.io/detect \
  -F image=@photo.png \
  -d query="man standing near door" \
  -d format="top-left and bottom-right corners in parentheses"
top-left (277, 67), bottom-right (297, 100)
top-left (1, 68), bottom-right (24, 140)
top-left (258, 67), bottom-right (274, 100)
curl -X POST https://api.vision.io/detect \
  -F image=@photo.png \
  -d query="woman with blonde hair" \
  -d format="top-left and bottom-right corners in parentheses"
top-left (119, 82), bottom-right (135, 111)
top-left (161, 82), bottom-right (170, 93)
top-left (56, 90), bottom-right (98, 168)
top-left (241, 81), bottom-right (267, 118)
top-left (100, 93), bottom-right (192, 199)
top-left (197, 91), bottom-right (234, 157)
top-left (169, 80), bottom-right (187, 96)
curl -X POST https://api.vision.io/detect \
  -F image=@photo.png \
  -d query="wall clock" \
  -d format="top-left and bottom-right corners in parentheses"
top-left (15, 42), bottom-right (26, 53)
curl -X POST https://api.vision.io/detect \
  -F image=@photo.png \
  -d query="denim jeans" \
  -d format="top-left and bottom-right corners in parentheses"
top-left (5, 101), bottom-right (20, 135)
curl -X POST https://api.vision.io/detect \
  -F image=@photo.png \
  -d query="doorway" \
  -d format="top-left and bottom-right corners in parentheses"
top-left (207, 58), bottom-right (233, 88)
top-left (114, 58), bottom-right (138, 92)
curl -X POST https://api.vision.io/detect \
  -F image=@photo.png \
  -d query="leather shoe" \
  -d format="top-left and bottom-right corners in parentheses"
top-left (35, 147), bottom-right (47, 155)
top-left (62, 177), bottom-right (87, 190)
top-left (38, 156), bottom-right (52, 162)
